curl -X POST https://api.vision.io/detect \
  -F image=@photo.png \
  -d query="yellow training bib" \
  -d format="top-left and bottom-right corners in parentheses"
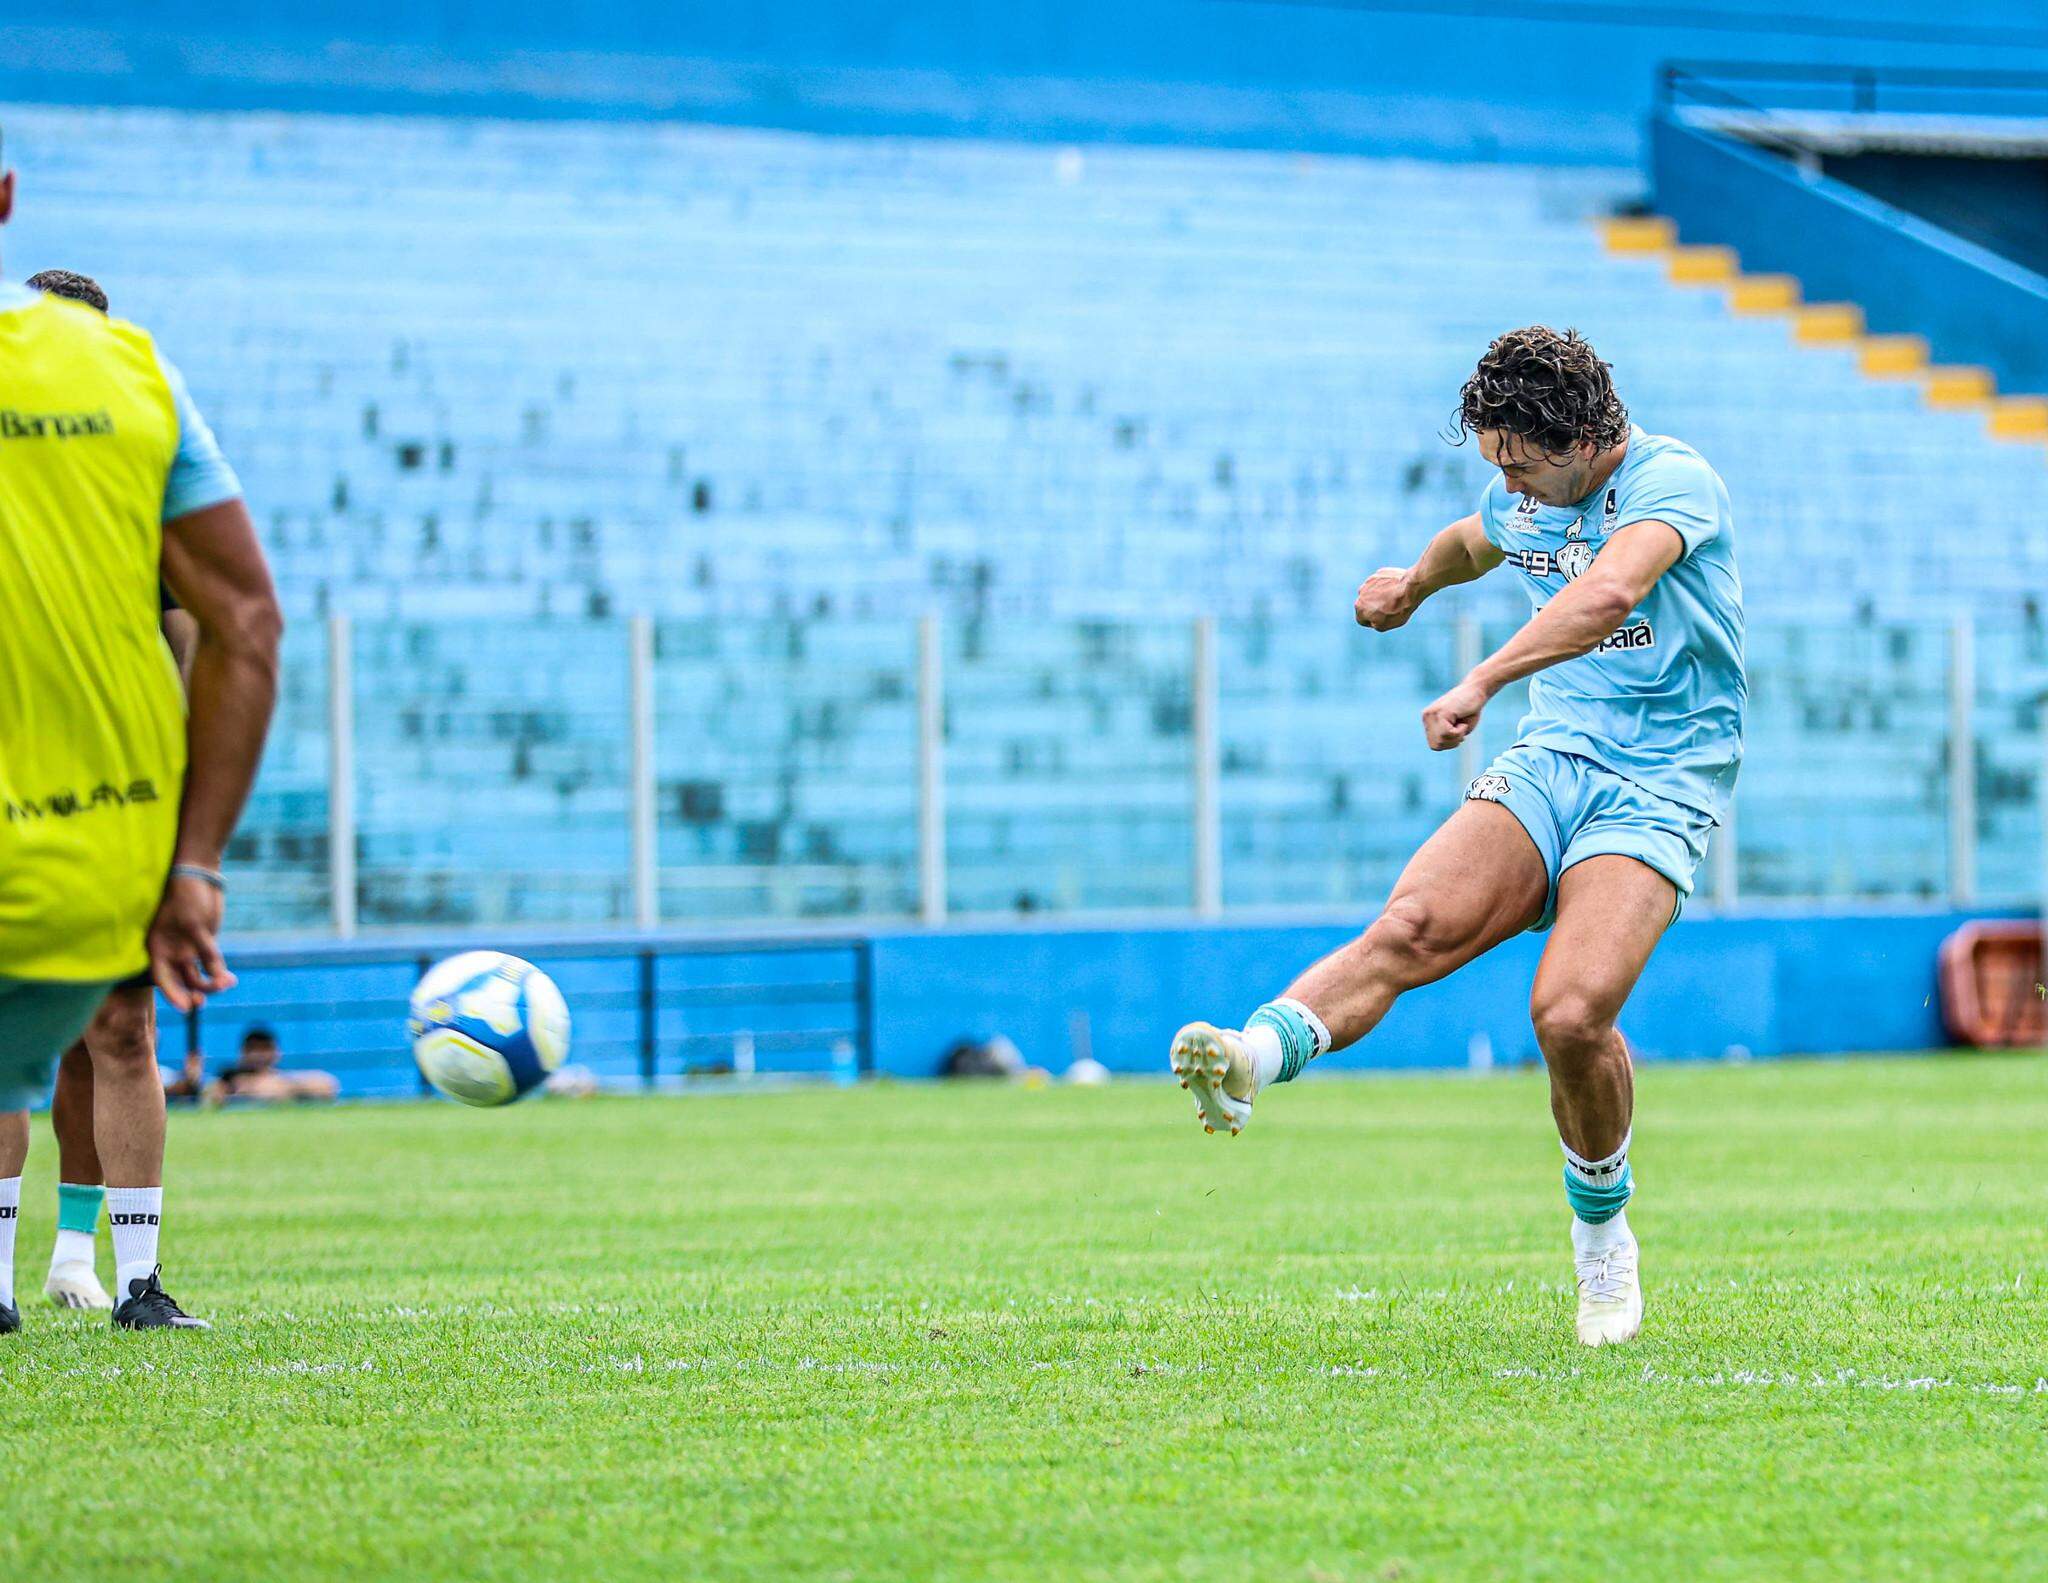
top-left (0, 293), bottom-right (186, 981)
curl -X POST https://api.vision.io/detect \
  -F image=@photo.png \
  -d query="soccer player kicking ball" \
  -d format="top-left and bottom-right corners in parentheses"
top-left (1171, 327), bottom-right (1744, 1347)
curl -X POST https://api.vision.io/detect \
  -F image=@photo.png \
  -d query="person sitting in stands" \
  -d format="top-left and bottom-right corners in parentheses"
top-left (161, 1048), bottom-right (207, 1105)
top-left (213, 1027), bottom-right (339, 1104)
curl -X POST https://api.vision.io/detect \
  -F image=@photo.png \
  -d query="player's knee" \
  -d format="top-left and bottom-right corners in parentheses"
top-left (1361, 894), bottom-right (1457, 983)
top-left (1531, 988), bottom-right (1612, 1069)
top-left (89, 999), bottom-right (158, 1072)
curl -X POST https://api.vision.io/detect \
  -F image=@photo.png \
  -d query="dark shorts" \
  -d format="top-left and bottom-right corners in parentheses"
top-left (0, 977), bottom-right (119, 1109)
top-left (111, 968), bottom-right (157, 996)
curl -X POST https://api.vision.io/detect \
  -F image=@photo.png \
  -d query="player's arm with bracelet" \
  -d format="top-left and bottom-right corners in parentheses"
top-left (1418, 518), bottom-right (1683, 751)
top-left (1353, 512), bottom-right (1503, 632)
top-left (153, 498), bottom-right (284, 1008)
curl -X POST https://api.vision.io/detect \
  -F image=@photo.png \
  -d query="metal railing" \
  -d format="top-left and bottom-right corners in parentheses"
top-left (250, 609), bottom-right (2047, 935)
top-left (1660, 60), bottom-right (2048, 117)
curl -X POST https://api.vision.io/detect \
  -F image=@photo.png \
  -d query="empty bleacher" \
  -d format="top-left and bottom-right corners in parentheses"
top-left (5, 106), bottom-right (2040, 925)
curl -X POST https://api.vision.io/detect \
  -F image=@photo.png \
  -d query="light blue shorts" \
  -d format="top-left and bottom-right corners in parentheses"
top-left (1466, 745), bottom-right (1714, 932)
top-left (0, 977), bottom-right (117, 1111)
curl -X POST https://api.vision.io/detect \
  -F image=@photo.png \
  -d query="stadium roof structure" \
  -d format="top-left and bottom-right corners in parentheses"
top-left (1677, 105), bottom-right (2048, 160)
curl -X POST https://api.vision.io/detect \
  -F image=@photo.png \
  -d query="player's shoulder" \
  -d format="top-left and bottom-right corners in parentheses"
top-left (1610, 428), bottom-right (1728, 526)
top-left (79, 302), bottom-right (167, 370)
top-left (1609, 426), bottom-right (1733, 555)
top-left (1617, 428), bottom-right (1722, 493)
top-left (10, 289), bottom-right (168, 374)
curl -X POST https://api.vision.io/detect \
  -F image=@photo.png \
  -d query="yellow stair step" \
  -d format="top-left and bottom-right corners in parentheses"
top-left (1859, 334), bottom-right (1930, 376)
top-left (1924, 366), bottom-right (1996, 408)
top-left (1988, 397), bottom-right (2048, 440)
top-left (1793, 303), bottom-right (1864, 343)
top-left (1728, 274), bottom-right (1799, 313)
top-left (1667, 245), bottom-right (1739, 284)
top-left (1600, 215), bottom-right (1676, 254)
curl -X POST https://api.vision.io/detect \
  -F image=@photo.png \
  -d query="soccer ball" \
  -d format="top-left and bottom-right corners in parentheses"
top-left (408, 951), bottom-right (571, 1106)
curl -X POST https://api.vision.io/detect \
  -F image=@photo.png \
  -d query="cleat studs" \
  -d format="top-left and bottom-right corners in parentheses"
top-left (1204, 1124), bottom-right (1214, 1134)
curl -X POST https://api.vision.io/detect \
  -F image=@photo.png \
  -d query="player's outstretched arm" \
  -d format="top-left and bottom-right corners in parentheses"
top-left (1420, 519), bottom-right (1683, 751)
top-left (1353, 512), bottom-right (1501, 631)
top-left (152, 498), bottom-right (284, 1009)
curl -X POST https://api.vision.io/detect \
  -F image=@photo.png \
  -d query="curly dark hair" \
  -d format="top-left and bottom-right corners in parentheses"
top-left (26, 268), bottom-right (109, 313)
top-left (1454, 326), bottom-right (1628, 459)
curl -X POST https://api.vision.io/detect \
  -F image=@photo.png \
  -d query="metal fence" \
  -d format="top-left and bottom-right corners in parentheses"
top-left (181, 933), bottom-right (876, 1096)
top-left (226, 611), bottom-right (2048, 937)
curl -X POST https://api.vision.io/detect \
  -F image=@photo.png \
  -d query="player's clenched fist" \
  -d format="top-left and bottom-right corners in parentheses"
top-left (1421, 678), bottom-right (1489, 751)
top-left (1353, 567), bottom-right (1418, 631)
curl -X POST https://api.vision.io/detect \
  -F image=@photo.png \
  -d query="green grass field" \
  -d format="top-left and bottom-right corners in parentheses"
top-left (4, 1055), bottom-right (2045, 1581)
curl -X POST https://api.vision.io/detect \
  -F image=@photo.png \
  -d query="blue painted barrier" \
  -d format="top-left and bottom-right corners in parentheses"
top-left (1650, 113), bottom-right (2048, 393)
top-left (188, 934), bottom-right (873, 1097)
top-left (177, 905), bottom-right (2021, 1095)
top-left (866, 906), bottom-right (2019, 1076)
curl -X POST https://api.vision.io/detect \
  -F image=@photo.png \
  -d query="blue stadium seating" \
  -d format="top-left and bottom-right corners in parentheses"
top-left (5, 106), bottom-right (2041, 926)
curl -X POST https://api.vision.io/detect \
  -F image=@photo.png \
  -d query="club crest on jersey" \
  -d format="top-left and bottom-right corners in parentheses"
top-left (1503, 540), bottom-right (1597, 581)
top-left (1466, 772), bottom-right (1512, 804)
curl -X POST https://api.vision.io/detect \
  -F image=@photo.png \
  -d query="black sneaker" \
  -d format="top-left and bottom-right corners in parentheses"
top-left (0, 1301), bottom-right (18, 1335)
top-left (112, 1268), bottom-right (211, 1331)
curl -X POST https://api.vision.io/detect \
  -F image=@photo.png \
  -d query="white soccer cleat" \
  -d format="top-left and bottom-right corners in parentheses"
top-left (45, 1260), bottom-right (114, 1311)
top-left (1168, 1021), bottom-right (1255, 1136)
top-left (1572, 1222), bottom-right (1643, 1347)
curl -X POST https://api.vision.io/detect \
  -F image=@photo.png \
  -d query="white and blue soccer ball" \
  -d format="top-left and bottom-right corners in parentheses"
top-left (408, 951), bottom-right (571, 1107)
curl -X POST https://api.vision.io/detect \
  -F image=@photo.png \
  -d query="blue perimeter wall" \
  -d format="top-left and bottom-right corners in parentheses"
top-left (193, 906), bottom-right (2018, 1095)
top-left (8, 3), bottom-right (2048, 162)
top-left (869, 907), bottom-right (2009, 1076)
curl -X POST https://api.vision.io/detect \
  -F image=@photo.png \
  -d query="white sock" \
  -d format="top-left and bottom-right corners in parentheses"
top-left (1571, 1207), bottom-right (1633, 1257)
top-left (1241, 1023), bottom-right (1284, 1089)
top-left (0, 1177), bottom-right (19, 1309)
top-left (107, 1186), bottom-right (163, 1299)
top-left (51, 1228), bottom-right (96, 1269)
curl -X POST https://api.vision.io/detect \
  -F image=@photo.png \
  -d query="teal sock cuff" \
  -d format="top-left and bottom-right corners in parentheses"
top-left (1247, 1000), bottom-right (1323, 1084)
top-left (56, 1182), bottom-right (105, 1235)
top-left (1563, 1162), bottom-right (1632, 1225)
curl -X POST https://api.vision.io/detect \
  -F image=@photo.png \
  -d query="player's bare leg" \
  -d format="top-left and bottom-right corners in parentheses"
top-left (50, 1044), bottom-right (100, 1181)
top-left (1172, 800), bottom-right (1546, 1132)
top-left (0, 1108), bottom-right (27, 1333)
top-left (46, 1041), bottom-right (112, 1309)
top-left (1532, 855), bottom-right (1675, 1346)
top-left (86, 985), bottom-right (162, 1195)
top-left (85, 985), bottom-right (205, 1329)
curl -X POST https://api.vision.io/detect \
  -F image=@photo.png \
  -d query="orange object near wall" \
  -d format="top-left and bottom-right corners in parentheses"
top-left (1938, 921), bottom-right (2046, 1048)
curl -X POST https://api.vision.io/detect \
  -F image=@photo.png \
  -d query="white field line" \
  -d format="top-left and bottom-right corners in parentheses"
top-left (245, 1280), bottom-right (2048, 1321)
top-left (7, 1350), bottom-right (2048, 1401)
top-left (136, 1279), bottom-right (2043, 1322)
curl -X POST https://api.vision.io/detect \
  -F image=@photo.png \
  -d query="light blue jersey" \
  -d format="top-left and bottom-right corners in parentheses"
top-left (1476, 425), bottom-right (1745, 821)
top-left (157, 351), bottom-right (242, 521)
